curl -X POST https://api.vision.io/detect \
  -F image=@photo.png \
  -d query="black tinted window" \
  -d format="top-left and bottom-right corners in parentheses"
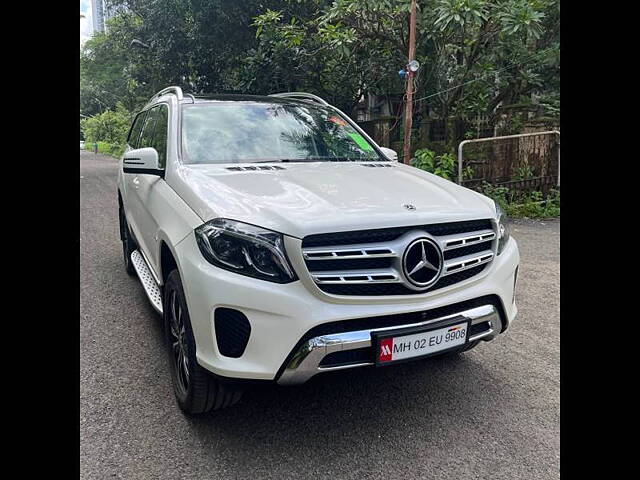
top-left (127, 111), bottom-right (146, 148)
top-left (151, 105), bottom-right (169, 168)
top-left (139, 107), bottom-right (159, 149)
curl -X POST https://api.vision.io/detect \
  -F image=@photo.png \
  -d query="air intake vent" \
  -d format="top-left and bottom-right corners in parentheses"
top-left (226, 165), bottom-right (286, 171)
top-left (360, 163), bottom-right (395, 168)
top-left (214, 308), bottom-right (251, 357)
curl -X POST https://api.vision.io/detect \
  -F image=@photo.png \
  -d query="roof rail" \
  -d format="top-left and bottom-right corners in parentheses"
top-left (149, 86), bottom-right (184, 102)
top-left (270, 92), bottom-right (329, 106)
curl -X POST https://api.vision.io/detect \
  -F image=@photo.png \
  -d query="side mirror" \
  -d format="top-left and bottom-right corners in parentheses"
top-left (379, 147), bottom-right (398, 162)
top-left (122, 148), bottom-right (163, 176)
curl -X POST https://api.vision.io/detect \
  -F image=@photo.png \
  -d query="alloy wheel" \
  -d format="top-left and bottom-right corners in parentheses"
top-left (168, 290), bottom-right (190, 394)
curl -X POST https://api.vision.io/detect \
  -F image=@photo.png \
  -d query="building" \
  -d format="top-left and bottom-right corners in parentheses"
top-left (91, 0), bottom-right (105, 33)
top-left (91, 0), bottom-right (121, 33)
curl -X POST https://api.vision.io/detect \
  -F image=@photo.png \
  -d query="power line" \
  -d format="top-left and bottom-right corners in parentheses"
top-left (413, 47), bottom-right (558, 104)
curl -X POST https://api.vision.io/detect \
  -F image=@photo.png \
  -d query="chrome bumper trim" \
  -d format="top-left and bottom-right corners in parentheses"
top-left (468, 328), bottom-right (494, 342)
top-left (277, 304), bottom-right (500, 385)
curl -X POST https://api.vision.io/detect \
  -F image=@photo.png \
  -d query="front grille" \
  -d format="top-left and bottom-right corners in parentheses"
top-left (301, 219), bottom-right (495, 296)
top-left (306, 257), bottom-right (392, 272)
top-left (318, 264), bottom-right (487, 296)
top-left (443, 240), bottom-right (493, 260)
top-left (303, 219), bottom-right (492, 247)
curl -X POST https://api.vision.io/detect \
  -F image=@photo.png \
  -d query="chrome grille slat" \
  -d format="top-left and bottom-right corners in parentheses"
top-left (302, 245), bottom-right (397, 260)
top-left (441, 230), bottom-right (496, 251)
top-left (302, 220), bottom-right (497, 296)
top-left (442, 251), bottom-right (494, 276)
top-left (312, 269), bottom-right (401, 284)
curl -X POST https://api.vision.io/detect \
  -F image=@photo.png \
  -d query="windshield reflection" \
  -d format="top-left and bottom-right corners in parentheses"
top-left (181, 103), bottom-right (382, 164)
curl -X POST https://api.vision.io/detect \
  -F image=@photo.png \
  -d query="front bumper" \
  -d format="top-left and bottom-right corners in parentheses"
top-left (175, 232), bottom-right (519, 382)
top-left (278, 303), bottom-right (500, 385)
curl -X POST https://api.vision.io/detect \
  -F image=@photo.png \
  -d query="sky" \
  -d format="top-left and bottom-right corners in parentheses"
top-left (80, 0), bottom-right (93, 47)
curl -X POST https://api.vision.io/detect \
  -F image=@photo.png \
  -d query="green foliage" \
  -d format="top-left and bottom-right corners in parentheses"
top-left (76, 0), bottom-right (561, 212)
top-left (412, 148), bottom-right (472, 181)
top-left (80, 14), bottom-right (148, 115)
top-left (81, 1), bottom-right (280, 116)
top-left (240, 0), bottom-right (404, 111)
top-left (433, 0), bottom-right (489, 32)
top-left (410, 154), bottom-right (560, 218)
top-left (497, 0), bottom-right (546, 38)
top-left (96, 142), bottom-right (127, 158)
top-left (481, 183), bottom-right (560, 218)
top-left (424, 0), bottom-right (559, 118)
top-left (80, 103), bottom-right (132, 153)
top-left (514, 164), bottom-right (535, 180)
top-left (537, 91), bottom-right (560, 120)
top-left (80, 0), bottom-right (559, 144)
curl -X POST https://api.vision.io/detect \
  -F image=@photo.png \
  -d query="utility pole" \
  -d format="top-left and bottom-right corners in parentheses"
top-left (402, 0), bottom-right (417, 164)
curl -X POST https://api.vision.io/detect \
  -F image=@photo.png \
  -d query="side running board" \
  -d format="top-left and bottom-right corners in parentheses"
top-left (131, 250), bottom-right (163, 314)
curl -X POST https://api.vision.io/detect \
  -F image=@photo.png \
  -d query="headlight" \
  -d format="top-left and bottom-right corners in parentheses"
top-left (195, 219), bottom-right (297, 283)
top-left (495, 202), bottom-right (511, 255)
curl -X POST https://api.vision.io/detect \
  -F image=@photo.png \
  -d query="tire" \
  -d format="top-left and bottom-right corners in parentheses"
top-left (163, 270), bottom-right (243, 414)
top-left (119, 205), bottom-right (137, 276)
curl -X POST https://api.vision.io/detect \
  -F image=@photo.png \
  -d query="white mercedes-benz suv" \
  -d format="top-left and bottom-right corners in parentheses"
top-left (117, 87), bottom-right (519, 414)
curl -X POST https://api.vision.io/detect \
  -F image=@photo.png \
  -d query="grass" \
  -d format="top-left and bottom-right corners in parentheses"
top-left (85, 141), bottom-right (125, 158)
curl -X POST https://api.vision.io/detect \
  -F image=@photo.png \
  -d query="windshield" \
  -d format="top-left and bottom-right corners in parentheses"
top-left (180, 102), bottom-right (383, 164)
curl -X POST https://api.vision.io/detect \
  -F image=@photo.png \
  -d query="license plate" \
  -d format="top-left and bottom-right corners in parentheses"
top-left (374, 320), bottom-right (469, 366)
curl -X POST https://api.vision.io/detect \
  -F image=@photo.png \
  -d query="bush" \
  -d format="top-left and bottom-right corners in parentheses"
top-left (84, 141), bottom-right (126, 158)
top-left (97, 142), bottom-right (126, 158)
top-left (411, 150), bottom-right (560, 219)
top-left (411, 148), bottom-right (472, 181)
top-left (81, 103), bottom-right (132, 150)
top-left (481, 183), bottom-right (560, 219)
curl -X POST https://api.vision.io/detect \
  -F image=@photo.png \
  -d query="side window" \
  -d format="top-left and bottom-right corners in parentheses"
top-left (151, 105), bottom-right (169, 168)
top-left (139, 107), bottom-right (159, 149)
top-left (127, 111), bottom-right (146, 148)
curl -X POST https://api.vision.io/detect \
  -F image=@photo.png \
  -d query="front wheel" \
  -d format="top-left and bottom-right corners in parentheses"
top-left (163, 270), bottom-right (243, 414)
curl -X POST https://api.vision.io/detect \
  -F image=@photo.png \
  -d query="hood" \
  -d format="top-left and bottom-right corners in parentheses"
top-left (172, 162), bottom-right (497, 238)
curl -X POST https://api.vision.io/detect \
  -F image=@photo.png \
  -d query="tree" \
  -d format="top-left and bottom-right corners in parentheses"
top-left (101, 0), bottom-right (283, 94)
top-left (80, 14), bottom-right (150, 116)
top-left (244, 1), bottom-right (409, 113)
top-left (80, 103), bottom-right (132, 145)
top-left (300, 0), bottom-right (559, 120)
top-left (81, 0), bottom-right (559, 127)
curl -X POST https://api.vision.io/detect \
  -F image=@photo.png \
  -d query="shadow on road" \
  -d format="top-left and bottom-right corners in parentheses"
top-left (181, 349), bottom-right (506, 467)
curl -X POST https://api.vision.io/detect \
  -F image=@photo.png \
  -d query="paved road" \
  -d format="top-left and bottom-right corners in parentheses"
top-left (80, 151), bottom-right (559, 480)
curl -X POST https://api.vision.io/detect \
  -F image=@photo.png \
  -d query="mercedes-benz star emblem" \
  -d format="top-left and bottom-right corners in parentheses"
top-left (402, 238), bottom-right (443, 289)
